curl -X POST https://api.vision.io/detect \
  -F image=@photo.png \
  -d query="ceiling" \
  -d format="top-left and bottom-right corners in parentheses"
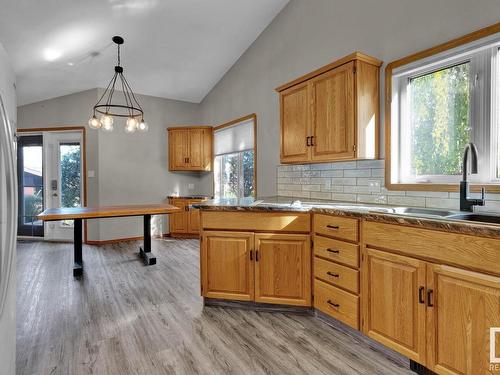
top-left (0, 0), bottom-right (289, 106)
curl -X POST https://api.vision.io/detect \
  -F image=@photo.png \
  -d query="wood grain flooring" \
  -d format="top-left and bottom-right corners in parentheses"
top-left (16, 238), bottom-right (414, 375)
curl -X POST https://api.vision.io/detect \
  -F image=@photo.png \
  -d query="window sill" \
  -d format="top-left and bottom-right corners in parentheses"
top-left (386, 182), bottom-right (500, 194)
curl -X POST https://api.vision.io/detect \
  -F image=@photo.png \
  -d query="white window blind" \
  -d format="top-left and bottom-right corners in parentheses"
top-left (214, 119), bottom-right (254, 155)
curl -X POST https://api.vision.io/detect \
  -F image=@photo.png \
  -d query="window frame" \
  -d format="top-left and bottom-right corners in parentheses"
top-left (385, 23), bottom-right (500, 193)
top-left (213, 114), bottom-right (257, 199)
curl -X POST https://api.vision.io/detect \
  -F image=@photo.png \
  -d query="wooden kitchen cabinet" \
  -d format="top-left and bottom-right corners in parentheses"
top-left (426, 265), bottom-right (500, 375)
top-left (362, 248), bottom-right (427, 364)
top-left (276, 52), bottom-right (382, 164)
top-left (168, 197), bottom-right (207, 237)
top-left (167, 126), bottom-right (212, 171)
top-left (201, 231), bottom-right (255, 301)
top-left (254, 233), bottom-right (311, 306)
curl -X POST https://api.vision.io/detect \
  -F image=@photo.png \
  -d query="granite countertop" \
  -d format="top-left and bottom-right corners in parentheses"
top-left (192, 196), bottom-right (500, 238)
top-left (167, 194), bottom-right (212, 199)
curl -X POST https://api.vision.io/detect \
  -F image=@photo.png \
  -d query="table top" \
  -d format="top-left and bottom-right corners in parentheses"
top-left (38, 204), bottom-right (180, 221)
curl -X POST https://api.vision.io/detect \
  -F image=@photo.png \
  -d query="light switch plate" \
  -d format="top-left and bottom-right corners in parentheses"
top-left (88, 170), bottom-right (95, 178)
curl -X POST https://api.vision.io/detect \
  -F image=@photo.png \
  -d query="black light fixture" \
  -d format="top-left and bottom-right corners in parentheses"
top-left (88, 36), bottom-right (148, 133)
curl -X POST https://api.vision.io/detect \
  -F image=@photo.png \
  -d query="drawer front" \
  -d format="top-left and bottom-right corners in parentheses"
top-left (314, 279), bottom-right (359, 329)
top-left (363, 221), bottom-right (500, 276)
top-left (201, 211), bottom-right (310, 232)
top-left (314, 257), bottom-right (359, 293)
top-left (314, 235), bottom-right (359, 268)
top-left (314, 214), bottom-right (359, 242)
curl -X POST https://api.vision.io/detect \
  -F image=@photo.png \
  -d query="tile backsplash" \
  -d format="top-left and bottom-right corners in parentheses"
top-left (277, 160), bottom-right (500, 212)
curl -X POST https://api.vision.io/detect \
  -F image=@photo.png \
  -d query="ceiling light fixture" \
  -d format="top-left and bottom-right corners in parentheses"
top-left (88, 36), bottom-right (147, 133)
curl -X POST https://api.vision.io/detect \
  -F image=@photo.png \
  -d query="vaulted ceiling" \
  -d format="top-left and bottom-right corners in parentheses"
top-left (0, 0), bottom-right (289, 105)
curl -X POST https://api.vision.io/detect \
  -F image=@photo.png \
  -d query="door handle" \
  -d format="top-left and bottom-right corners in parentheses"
top-left (427, 289), bottom-right (434, 307)
top-left (418, 286), bottom-right (425, 304)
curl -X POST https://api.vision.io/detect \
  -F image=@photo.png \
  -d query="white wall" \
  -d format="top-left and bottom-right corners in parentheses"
top-left (0, 42), bottom-right (17, 375)
top-left (17, 91), bottom-right (207, 241)
top-left (199, 0), bottom-right (500, 196)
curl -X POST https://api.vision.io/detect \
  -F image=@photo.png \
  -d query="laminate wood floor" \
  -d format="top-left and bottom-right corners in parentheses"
top-left (16, 238), bottom-right (414, 375)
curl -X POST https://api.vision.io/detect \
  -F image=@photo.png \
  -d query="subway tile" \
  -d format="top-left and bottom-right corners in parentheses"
top-left (330, 161), bottom-right (357, 170)
top-left (309, 178), bottom-right (331, 186)
top-left (283, 171), bottom-right (302, 178)
top-left (350, 185), bottom-right (371, 194)
top-left (302, 184), bottom-right (321, 192)
top-left (320, 170), bottom-right (344, 178)
top-left (357, 178), bottom-right (383, 186)
top-left (278, 171), bottom-right (286, 178)
top-left (406, 191), bottom-right (449, 198)
top-left (321, 185), bottom-right (343, 193)
top-left (282, 184), bottom-right (302, 191)
top-left (380, 187), bottom-right (406, 196)
top-left (476, 201), bottom-right (500, 213)
top-left (311, 163), bottom-right (333, 170)
top-left (332, 193), bottom-right (357, 202)
top-left (371, 169), bottom-right (385, 178)
top-left (302, 170), bottom-right (321, 178)
top-left (425, 198), bottom-right (459, 210)
top-left (277, 177), bottom-right (293, 184)
top-left (344, 169), bottom-right (371, 178)
top-left (357, 194), bottom-right (387, 204)
top-left (388, 196), bottom-right (426, 207)
top-left (356, 160), bottom-right (385, 169)
top-left (292, 164), bottom-right (310, 171)
top-left (290, 191), bottom-right (311, 198)
top-left (277, 165), bottom-right (293, 172)
top-left (331, 177), bottom-right (357, 186)
top-left (278, 190), bottom-right (293, 197)
top-left (310, 191), bottom-right (333, 200)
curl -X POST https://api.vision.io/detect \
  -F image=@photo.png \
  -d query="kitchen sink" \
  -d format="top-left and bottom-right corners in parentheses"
top-left (445, 213), bottom-right (500, 225)
top-left (392, 207), bottom-right (455, 217)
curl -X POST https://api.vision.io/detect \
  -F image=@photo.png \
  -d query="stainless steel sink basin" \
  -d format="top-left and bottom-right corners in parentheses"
top-left (392, 207), bottom-right (455, 217)
top-left (445, 213), bottom-right (500, 225)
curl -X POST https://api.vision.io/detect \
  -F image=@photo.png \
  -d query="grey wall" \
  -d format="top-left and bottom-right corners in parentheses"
top-left (0, 42), bottom-right (17, 375)
top-left (17, 90), bottom-right (207, 241)
top-left (199, 0), bottom-right (500, 196)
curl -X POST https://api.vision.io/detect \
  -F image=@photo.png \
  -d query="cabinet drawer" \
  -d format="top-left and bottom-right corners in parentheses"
top-left (314, 214), bottom-right (359, 242)
top-left (201, 211), bottom-right (310, 232)
top-left (314, 279), bottom-right (359, 329)
top-left (314, 235), bottom-right (359, 268)
top-left (314, 257), bottom-right (359, 294)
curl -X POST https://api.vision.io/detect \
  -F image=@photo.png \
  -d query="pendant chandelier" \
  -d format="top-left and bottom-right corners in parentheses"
top-left (88, 36), bottom-right (148, 133)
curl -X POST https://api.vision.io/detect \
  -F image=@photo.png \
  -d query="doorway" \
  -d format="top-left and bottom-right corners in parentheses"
top-left (16, 129), bottom-right (85, 241)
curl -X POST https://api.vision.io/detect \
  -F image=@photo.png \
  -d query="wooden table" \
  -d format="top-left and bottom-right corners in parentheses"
top-left (38, 204), bottom-right (180, 277)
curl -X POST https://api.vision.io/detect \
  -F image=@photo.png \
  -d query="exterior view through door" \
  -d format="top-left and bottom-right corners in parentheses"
top-left (17, 130), bottom-right (84, 241)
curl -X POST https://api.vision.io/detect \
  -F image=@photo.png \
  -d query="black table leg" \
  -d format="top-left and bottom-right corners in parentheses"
top-left (139, 214), bottom-right (156, 266)
top-left (73, 218), bottom-right (83, 277)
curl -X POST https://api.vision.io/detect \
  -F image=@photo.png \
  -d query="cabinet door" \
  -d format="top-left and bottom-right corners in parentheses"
top-left (169, 199), bottom-right (187, 234)
top-left (187, 199), bottom-right (202, 234)
top-left (310, 62), bottom-right (355, 161)
top-left (169, 130), bottom-right (189, 170)
top-left (187, 129), bottom-right (204, 170)
top-left (201, 231), bottom-right (254, 301)
top-left (362, 248), bottom-right (427, 363)
top-left (427, 265), bottom-right (500, 375)
top-left (254, 233), bottom-right (311, 306)
top-left (280, 82), bottom-right (311, 163)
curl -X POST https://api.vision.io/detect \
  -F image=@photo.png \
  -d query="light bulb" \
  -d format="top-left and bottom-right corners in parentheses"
top-left (88, 115), bottom-right (101, 129)
top-left (101, 114), bottom-right (114, 132)
top-left (138, 119), bottom-right (148, 132)
top-left (125, 118), bottom-right (137, 134)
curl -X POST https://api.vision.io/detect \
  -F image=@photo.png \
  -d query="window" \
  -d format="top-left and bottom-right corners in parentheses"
top-left (214, 115), bottom-right (256, 199)
top-left (388, 29), bottom-right (500, 188)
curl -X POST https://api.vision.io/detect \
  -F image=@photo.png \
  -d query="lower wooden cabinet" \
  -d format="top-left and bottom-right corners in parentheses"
top-left (169, 198), bottom-right (205, 236)
top-left (201, 231), bottom-right (255, 301)
top-left (362, 225), bottom-right (500, 375)
top-left (426, 264), bottom-right (500, 375)
top-left (201, 231), bottom-right (311, 307)
top-left (362, 248), bottom-right (427, 364)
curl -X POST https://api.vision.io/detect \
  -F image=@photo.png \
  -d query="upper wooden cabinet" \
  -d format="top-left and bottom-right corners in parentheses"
top-left (276, 52), bottom-right (382, 164)
top-left (167, 126), bottom-right (213, 171)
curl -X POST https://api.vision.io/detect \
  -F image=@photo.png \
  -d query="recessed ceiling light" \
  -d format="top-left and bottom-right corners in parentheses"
top-left (44, 48), bottom-right (62, 61)
top-left (67, 62), bottom-right (75, 66)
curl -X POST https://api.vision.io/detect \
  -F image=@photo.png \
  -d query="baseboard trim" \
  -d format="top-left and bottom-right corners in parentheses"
top-left (203, 298), bottom-right (314, 315)
top-left (165, 233), bottom-right (200, 239)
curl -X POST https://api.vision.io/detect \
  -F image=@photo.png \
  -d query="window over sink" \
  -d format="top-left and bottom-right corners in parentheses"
top-left (387, 25), bottom-right (500, 190)
top-left (213, 114), bottom-right (256, 199)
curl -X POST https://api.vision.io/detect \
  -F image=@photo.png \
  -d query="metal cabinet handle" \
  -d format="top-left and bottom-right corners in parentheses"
top-left (250, 250), bottom-right (253, 261)
top-left (418, 286), bottom-right (425, 304)
top-left (427, 289), bottom-right (434, 307)
top-left (327, 300), bottom-right (340, 308)
top-left (326, 225), bottom-right (340, 230)
top-left (310, 136), bottom-right (315, 146)
top-left (326, 248), bottom-right (340, 254)
top-left (306, 136), bottom-right (311, 147)
top-left (255, 250), bottom-right (259, 262)
top-left (327, 271), bottom-right (339, 278)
